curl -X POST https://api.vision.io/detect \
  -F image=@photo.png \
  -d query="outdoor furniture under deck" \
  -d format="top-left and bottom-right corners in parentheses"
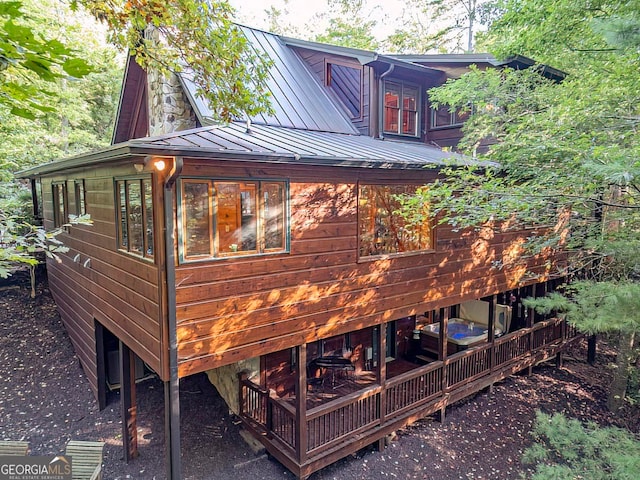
top-left (0, 440), bottom-right (29, 456)
top-left (65, 440), bottom-right (105, 480)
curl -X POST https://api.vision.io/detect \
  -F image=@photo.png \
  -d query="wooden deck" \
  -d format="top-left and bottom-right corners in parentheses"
top-left (238, 318), bottom-right (581, 479)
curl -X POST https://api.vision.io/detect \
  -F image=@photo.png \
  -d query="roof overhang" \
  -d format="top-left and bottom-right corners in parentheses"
top-left (17, 123), bottom-right (495, 179)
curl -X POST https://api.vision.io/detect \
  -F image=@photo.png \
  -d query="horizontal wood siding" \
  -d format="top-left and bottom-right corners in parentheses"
top-left (40, 165), bottom-right (165, 399)
top-left (175, 161), bottom-right (554, 376)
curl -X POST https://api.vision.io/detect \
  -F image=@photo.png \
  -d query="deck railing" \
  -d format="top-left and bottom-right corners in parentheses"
top-left (270, 398), bottom-right (296, 450)
top-left (239, 376), bottom-right (268, 427)
top-left (306, 387), bottom-right (381, 452)
top-left (446, 343), bottom-right (492, 389)
top-left (385, 361), bottom-right (443, 419)
top-left (238, 317), bottom-right (579, 471)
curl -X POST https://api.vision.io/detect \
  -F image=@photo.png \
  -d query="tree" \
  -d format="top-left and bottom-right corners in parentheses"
top-left (387, 0), bottom-right (490, 53)
top-left (75, 0), bottom-right (273, 123)
top-left (411, 0), bottom-right (640, 412)
top-left (522, 411), bottom-right (640, 479)
top-left (313, 0), bottom-right (380, 50)
top-left (0, 1), bottom-right (93, 119)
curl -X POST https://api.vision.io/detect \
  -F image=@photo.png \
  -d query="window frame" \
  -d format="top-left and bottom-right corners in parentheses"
top-left (383, 80), bottom-right (421, 138)
top-left (357, 183), bottom-right (434, 260)
top-left (52, 182), bottom-right (67, 228)
top-left (74, 179), bottom-right (86, 216)
top-left (429, 103), bottom-right (470, 130)
top-left (115, 176), bottom-right (155, 260)
top-left (177, 177), bottom-right (290, 263)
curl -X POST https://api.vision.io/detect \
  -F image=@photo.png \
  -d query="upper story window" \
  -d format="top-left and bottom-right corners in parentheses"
top-left (358, 184), bottom-right (433, 257)
top-left (52, 182), bottom-right (67, 228)
top-left (383, 81), bottom-right (419, 137)
top-left (116, 178), bottom-right (154, 259)
top-left (326, 63), bottom-right (362, 119)
top-left (430, 104), bottom-right (470, 129)
top-left (179, 179), bottom-right (288, 261)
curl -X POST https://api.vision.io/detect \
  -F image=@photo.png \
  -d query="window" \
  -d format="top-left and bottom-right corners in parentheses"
top-left (52, 183), bottom-right (67, 227)
top-left (116, 178), bottom-right (154, 259)
top-left (74, 180), bottom-right (86, 216)
top-left (358, 184), bottom-right (432, 257)
top-left (383, 81), bottom-right (419, 137)
top-left (430, 104), bottom-right (470, 129)
top-left (326, 63), bottom-right (362, 119)
top-left (179, 179), bottom-right (287, 260)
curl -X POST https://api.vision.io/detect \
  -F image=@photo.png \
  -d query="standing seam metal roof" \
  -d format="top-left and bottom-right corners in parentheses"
top-left (133, 122), bottom-right (470, 166)
top-left (180, 27), bottom-right (359, 135)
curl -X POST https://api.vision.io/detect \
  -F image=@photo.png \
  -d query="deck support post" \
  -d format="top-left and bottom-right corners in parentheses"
top-left (378, 323), bottom-right (387, 426)
top-left (526, 284), bottom-right (536, 377)
top-left (488, 295), bottom-right (496, 372)
top-left (555, 352), bottom-right (563, 368)
top-left (587, 335), bottom-right (597, 364)
top-left (95, 321), bottom-right (107, 411)
top-left (295, 344), bottom-right (308, 464)
top-left (438, 307), bottom-right (449, 423)
top-left (119, 340), bottom-right (138, 462)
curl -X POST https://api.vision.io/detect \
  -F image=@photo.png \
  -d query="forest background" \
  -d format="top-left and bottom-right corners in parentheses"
top-left (2, 1), bottom-right (640, 478)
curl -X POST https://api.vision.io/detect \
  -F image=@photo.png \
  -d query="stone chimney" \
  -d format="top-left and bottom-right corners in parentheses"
top-left (147, 69), bottom-right (197, 137)
top-left (145, 28), bottom-right (197, 137)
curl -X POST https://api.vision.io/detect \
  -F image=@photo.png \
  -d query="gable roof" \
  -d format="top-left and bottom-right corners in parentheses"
top-left (179, 26), bottom-right (359, 134)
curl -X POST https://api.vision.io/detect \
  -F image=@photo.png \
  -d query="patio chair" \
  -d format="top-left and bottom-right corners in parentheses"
top-left (0, 440), bottom-right (29, 456)
top-left (65, 440), bottom-right (105, 480)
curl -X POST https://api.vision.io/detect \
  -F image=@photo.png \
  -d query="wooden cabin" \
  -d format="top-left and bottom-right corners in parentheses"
top-left (19, 26), bottom-right (578, 479)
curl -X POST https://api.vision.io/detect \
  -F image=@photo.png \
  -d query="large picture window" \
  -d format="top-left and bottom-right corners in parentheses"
top-left (383, 81), bottom-right (419, 137)
top-left (358, 184), bottom-right (432, 257)
top-left (116, 178), bottom-right (154, 259)
top-left (179, 179), bottom-right (287, 260)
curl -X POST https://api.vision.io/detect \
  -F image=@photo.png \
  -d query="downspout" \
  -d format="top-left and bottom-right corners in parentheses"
top-left (378, 63), bottom-right (395, 140)
top-left (163, 156), bottom-right (183, 480)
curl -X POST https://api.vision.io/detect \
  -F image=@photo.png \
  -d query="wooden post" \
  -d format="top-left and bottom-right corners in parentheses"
top-left (376, 323), bottom-right (387, 451)
top-left (95, 321), bottom-right (107, 411)
top-left (439, 307), bottom-right (448, 422)
top-left (488, 295), bottom-right (496, 372)
top-left (295, 345), bottom-right (308, 464)
top-left (587, 335), bottom-right (597, 364)
top-left (526, 285), bottom-right (536, 376)
top-left (378, 323), bottom-right (387, 420)
top-left (119, 341), bottom-right (138, 462)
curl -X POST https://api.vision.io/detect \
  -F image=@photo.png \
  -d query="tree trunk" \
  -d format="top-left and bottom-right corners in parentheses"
top-left (607, 331), bottom-right (635, 412)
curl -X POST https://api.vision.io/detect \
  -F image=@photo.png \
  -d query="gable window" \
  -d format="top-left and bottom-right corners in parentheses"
top-left (179, 179), bottom-right (288, 261)
top-left (326, 63), bottom-right (362, 119)
top-left (116, 178), bottom-right (154, 259)
top-left (52, 183), bottom-right (67, 228)
top-left (358, 184), bottom-right (432, 257)
top-left (430, 104), bottom-right (470, 129)
top-left (383, 81), bottom-right (419, 137)
top-left (74, 180), bottom-right (86, 216)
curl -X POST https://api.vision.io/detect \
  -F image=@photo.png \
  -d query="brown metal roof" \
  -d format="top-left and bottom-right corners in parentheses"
top-left (134, 122), bottom-right (467, 166)
top-left (18, 122), bottom-right (491, 178)
top-left (180, 27), bottom-right (359, 135)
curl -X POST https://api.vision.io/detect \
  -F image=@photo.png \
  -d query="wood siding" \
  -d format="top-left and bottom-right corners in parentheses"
top-left (294, 48), bottom-right (371, 135)
top-left (40, 165), bottom-right (166, 400)
top-left (175, 159), bottom-right (552, 376)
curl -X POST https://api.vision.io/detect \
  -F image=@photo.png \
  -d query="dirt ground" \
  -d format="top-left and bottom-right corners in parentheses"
top-left (0, 275), bottom-right (632, 480)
